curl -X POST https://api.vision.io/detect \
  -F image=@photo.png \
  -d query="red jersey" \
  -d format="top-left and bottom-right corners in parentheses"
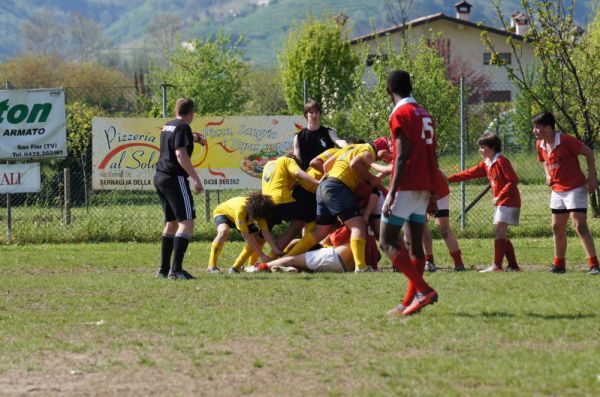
top-left (536, 132), bottom-right (586, 192)
top-left (433, 168), bottom-right (450, 198)
top-left (448, 154), bottom-right (521, 208)
top-left (389, 97), bottom-right (439, 192)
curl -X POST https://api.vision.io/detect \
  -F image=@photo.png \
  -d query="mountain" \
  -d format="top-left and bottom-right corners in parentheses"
top-left (0, 0), bottom-right (596, 67)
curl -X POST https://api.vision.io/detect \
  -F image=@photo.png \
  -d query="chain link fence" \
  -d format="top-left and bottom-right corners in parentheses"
top-left (1, 82), bottom-right (599, 243)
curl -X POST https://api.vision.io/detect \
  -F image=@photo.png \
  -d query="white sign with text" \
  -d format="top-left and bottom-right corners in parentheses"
top-left (0, 163), bottom-right (41, 193)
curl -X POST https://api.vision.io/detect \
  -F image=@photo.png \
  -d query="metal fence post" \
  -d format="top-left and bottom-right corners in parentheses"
top-left (64, 168), bottom-right (71, 225)
top-left (5, 82), bottom-right (13, 243)
top-left (459, 76), bottom-right (467, 231)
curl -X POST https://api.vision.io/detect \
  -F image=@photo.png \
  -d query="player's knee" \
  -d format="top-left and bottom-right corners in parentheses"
top-left (574, 221), bottom-right (590, 236)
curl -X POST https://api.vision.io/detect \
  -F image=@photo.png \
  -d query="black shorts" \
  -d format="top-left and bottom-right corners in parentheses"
top-left (154, 171), bottom-right (196, 222)
top-left (270, 201), bottom-right (315, 225)
top-left (292, 186), bottom-right (317, 222)
top-left (214, 215), bottom-right (259, 234)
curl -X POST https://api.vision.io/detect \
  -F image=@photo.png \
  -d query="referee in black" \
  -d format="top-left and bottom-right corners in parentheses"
top-left (154, 98), bottom-right (206, 279)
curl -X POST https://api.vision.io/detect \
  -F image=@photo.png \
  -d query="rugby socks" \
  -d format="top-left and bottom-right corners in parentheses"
top-left (425, 254), bottom-right (434, 264)
top-left (401, 258), bottom-right (426, 306)
top-left (504, 240), bottom-right (519, 269)
top-left (587, 256), bottom-right (599, 269)
top-left (392, 248), bottom-right (432, 294)
top-left (493, 238), bottom-right (506, 269)
top-left (553, 257), bottom-right (566, 270)
top-left (350, 236), bottom-right (367, 271)
top-left (232, 243), bottom-right (253, 271)
top-left (285, 232), bottom-right (317, 257)
top-left (450, 250), bottom-right (464, 267)
top-left (160, 234), bottom-right (175, 273)
top-left (208, 242), bottom-right (224, 269)
top-left (171, 234), bottom-right (191, 273)
top-left (305, 221), bottom-right (317, 234)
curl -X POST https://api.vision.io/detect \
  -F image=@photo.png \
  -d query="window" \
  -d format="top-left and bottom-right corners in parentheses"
top-left (483, 52), bottom-right (511, 65)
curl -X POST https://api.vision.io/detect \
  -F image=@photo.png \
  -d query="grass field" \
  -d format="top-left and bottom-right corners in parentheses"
top-left (1, 238), bottom-right (599, 396)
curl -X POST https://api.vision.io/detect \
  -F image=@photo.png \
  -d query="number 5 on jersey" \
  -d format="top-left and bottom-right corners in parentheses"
top-left (421, 117), bottom-right (434, 144)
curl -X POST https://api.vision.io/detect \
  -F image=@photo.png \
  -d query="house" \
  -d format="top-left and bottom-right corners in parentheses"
top-left (350, 1), bottom-right (536, 102)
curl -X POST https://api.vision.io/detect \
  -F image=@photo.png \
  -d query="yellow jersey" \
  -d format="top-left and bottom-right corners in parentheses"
top-left (298, 148), bottom-right (339, 193)
top-left (328, 143), bottom-right (375, 191)
top-left (261, 157), bottom-right (300, 204)
top-left (213, 196), bottom-right (268, 234)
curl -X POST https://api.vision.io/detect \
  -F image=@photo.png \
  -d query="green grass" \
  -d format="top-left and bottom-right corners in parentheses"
top-left (1, 239), bottom-right (599, 396)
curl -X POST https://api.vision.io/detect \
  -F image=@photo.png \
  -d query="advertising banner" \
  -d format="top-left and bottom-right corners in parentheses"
top-left (0, 89), bottom-right (67, 160)
top-left (0, 163), bottom-right (41, 193)
top-left (92, 116), bottom-right (305, 191)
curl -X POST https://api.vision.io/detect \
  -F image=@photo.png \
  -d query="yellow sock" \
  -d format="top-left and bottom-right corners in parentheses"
top-left (232, 244), bottom-right (253, 270)
top-left (350, 237), bottom-right (367, 270)
top-left (285, 233), bottom-right (317, 257)
top-left (304, 221), bottom-right (316, 234)
top-left (248, 241), bottom-right (265, 265)
top-left (208, 242), bottom-right (224, 268)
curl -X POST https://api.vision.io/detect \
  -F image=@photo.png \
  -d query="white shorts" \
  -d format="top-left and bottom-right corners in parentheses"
top-left (493, 206), bottom-right (520, 226)
top-left (305, 247), bottom-right (345, 272)
top-left (550, 186), bottom-right (588, 212)
top-left (381, 190), bottom-right (429, 226)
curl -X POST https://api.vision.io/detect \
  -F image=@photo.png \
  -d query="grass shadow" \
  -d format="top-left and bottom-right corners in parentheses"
top-left (525, 312), bottom-right (597, 320)
top-left (455, 311), bottom-right (516, 318)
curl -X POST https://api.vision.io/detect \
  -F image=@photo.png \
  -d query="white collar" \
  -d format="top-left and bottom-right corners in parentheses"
top-left (484, 152), bottom-right (501, 168)
top-left (539, 131), bottom-right (561, 150)
top-left (390, 96), bottom-right (417, 116)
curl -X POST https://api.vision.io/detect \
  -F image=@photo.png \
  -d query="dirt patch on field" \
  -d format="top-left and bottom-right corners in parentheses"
top-left (0, 332), bottom-right (387, 397)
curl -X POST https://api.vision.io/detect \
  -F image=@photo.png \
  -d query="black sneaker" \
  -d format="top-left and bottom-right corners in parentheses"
top-left (168, 270), bottom-right (196, 280)
top-left (425, 261), bottom-right (437, 272)
top-left (587, 265), bottom-right (600, 275)
top-left (454, 265), bottom-right (466, 272)
top-left (547, 265), bottom-right (566, 274)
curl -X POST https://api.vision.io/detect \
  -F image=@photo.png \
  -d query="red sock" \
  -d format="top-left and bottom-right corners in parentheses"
top-left (425, 254), bottom-right (434, 263)
top-left (450, 250), bottom-right (464, 267)
top-left (553, 258), bottom-right (565, 268)
top-left (402, 258), bottom-right (427, 305)
top-left (587, 256), bottom-right (599, 268)
top-left (504, 240), bottom-right (518, 268)
top-left (392, 250), bottom-right (431, 295)
top-left (493, 239), bottom-right (506, 268)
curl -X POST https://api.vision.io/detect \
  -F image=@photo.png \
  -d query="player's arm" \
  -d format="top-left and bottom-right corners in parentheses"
top-left (328, 128), bottom-right (348, 148)
top-left (257, 219), bottom-right (284, 257)
top-left (578, 144), bottom-right (598, 193)
top-left (362, 189), bottom-right (380, 222)
top-left (293, 168), bottom-right (320, 186)
top-left (382, 132), bottom-right (408, 216)
top-left (370, 162), bottom-right (392, 175)
top-left (292, 134), bottom-right (301, 164)
top-left (175, 147), bottom-right (203, 193)
top-left (323, 153), bottom-right (339, 173)
top-left (240, 231), bottom-right (272, 263)
top-left (192, 132), bottom-right (207, 146)
top-left (447, 162), bottom-right (487, 183)
top-left (350, 151), bottom-right (379, 186)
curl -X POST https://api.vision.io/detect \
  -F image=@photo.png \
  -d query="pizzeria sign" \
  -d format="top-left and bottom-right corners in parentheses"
top-left (92, 116), bottom-right (304, 191)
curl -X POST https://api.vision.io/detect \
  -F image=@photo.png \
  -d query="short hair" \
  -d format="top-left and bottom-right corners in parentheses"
top-left (349, 137), bottom-right (366, 144)
top-left (246, 192), bottom-right (275, 220)
top-left (477, 133), bottom-right (502, 153)
top-left (175, 98), bottom-right (194, 116)
top-left (303, 100), bottom-right (322, 118)
top-left (532, 111), bottom-right (556, 130)
top-left (387, 70), bottom-right (412, 97)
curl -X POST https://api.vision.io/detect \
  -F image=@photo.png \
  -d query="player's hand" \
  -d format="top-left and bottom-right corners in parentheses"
top-left (192, 178), bottom-right (203, 194)
top-left (193, 132), bottom-right (207, 146)
top-left (271, 248), bottom-right (285, 258)
top-left (588, 175), bottom-right (598, 193)
top-left (492, 196), bottom-right (499, 205)
top-left (545, 175), bottom-right (552, 186)
top-left (383, 192), bottom-right (395, 217)
top-left (260, 253), bottom-right (272, 263)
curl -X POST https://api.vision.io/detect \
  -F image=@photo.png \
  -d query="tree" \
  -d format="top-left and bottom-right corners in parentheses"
top-left (347, 33), bottom-right (460, 153)
top-left (278, 14), bottom-right (361, 114)
top-left (482, 0), bottom-right (600, 215)
top-left (243, 67), bottom-right (288, 115)
top-left (69, 13), bottom-right (105, 62)
top-left (146, 13), bottom-right (183, 61)
top-left (20, 10), bottom-right (65, 56)
top-left (151, 31), bottom-right (250, 115)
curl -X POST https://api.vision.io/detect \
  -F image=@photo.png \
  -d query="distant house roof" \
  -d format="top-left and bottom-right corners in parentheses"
top-left (350, 13), bottom-right (526, 45)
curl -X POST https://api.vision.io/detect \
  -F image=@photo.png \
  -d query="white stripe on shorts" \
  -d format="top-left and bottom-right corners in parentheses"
top-left (178, 176), bottom-right (192, 219)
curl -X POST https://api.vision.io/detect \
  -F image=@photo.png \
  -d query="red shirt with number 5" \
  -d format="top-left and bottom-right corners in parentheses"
top-left (389, 97), bottom-right (439, 192)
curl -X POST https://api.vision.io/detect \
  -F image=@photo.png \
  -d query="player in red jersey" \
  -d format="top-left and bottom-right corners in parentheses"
top-left (449, 133), bottom-right (521, 272)
top-left (379, 70), bottom-right (439, 316)
top-left (533, 111), bottom-right (599, 275)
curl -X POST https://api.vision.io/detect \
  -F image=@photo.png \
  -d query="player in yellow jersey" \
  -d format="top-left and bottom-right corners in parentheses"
top-left (261, 154), bottom-right (320, 250)
top-left (207, 192), bottom-right (281, 274)
top-left (284, 138), bottom-right (392, 272)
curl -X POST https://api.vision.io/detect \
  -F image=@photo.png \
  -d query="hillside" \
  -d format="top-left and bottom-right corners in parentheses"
top-left (0, 0), bottom-right (595, 66)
